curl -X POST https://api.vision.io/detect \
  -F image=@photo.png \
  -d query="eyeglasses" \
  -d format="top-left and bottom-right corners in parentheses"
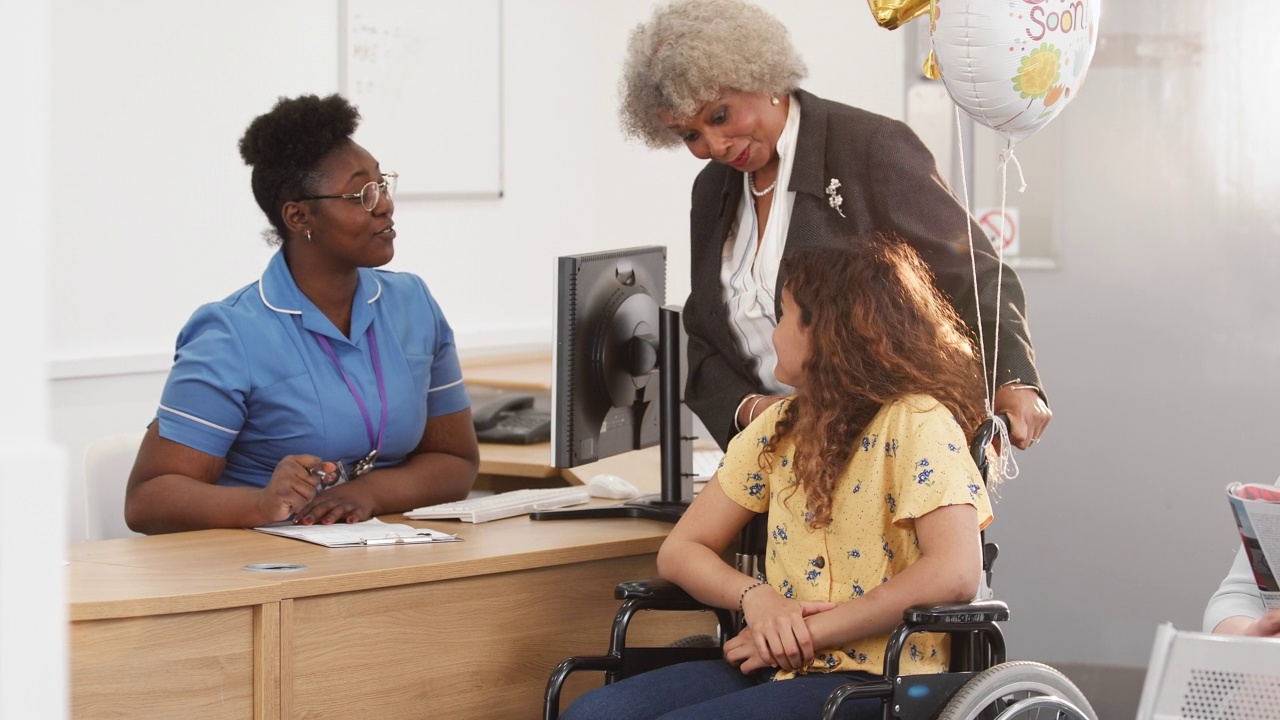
top-left (297, 172), bottom-right (398, 212)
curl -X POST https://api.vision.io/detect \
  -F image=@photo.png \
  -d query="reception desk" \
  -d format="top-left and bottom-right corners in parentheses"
top-left (70, 350), bottom-right (716, 718)
top-left (69, 509), bottom-right (715, 719)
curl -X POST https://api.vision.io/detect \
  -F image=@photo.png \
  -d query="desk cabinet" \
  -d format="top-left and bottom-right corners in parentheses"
top-left (70, 520), bottom-right (715, 720)
top-left (73, 607), bottom-right (256, 718)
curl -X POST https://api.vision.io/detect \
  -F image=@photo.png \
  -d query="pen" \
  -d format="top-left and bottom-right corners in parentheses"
top-left (364, 535), bottom-right (437, 546)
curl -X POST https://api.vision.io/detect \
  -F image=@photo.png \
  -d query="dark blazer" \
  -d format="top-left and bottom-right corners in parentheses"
top-left (683, 89), bottom-right (1043, 449)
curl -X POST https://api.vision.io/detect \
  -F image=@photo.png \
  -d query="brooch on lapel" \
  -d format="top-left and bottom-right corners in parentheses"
top-left (826, 178), bottom-right (846, 218)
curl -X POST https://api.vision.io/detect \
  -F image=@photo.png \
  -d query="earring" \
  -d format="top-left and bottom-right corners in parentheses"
top-left (306, 230), bottom-right (312, 243)
top-left (771, 96), bottom-right (779, 106)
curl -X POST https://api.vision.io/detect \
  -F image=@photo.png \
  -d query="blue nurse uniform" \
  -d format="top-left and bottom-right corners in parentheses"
top-left (156, 250), bottom-right (470, 488)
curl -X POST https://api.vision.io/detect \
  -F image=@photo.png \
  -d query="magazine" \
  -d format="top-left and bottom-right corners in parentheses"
top-left (1225, 482), bottom-right (1280, 611)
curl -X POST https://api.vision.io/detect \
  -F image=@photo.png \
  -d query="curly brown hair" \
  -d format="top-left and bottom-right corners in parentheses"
top-left (766, 237), bottom-right (987, 528)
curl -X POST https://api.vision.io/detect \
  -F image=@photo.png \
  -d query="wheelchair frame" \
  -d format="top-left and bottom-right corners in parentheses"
top-left (542, 417), bottom-right (1098, 720)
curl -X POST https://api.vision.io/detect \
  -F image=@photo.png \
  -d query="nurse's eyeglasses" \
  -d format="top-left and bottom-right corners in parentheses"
top-left (297, 172), bottom-right (398, 212)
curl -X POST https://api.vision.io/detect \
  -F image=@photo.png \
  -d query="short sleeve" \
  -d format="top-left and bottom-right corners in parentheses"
top-left (418, 277), bottom-right (470, 418)
top-left (716, 401), bottom-right (784, 513)
top-left (887, 401), bottom-right (993, 530)
top-left (156, 304), bottom-right (249, 458)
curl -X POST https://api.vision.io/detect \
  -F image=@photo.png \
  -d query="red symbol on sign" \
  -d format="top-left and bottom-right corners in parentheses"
top-left (978, 210), bottom-right (1017, 251)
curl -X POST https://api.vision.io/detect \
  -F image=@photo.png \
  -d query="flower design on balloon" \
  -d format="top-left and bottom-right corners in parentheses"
top-left (1012, 43), bottom-right (1062, 100)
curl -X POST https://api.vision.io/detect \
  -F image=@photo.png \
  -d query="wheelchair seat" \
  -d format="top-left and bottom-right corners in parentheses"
top-left (543, 417), bottom-right (1099, 720)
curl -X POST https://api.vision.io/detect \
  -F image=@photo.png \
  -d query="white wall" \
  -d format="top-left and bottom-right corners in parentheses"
top-left (3, 1), bottom-right (67, 716)
top-left (52, 0), bottom-right (901, 540)
top-left (969, 2), bottom-right (1280, 667)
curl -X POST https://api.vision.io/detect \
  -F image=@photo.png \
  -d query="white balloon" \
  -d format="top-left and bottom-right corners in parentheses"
top-left (930, 0), bottom-right (1102, 145)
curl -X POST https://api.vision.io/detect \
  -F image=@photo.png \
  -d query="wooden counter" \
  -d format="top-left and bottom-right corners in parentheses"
top-left (70, 511), bottom-right (715, 719)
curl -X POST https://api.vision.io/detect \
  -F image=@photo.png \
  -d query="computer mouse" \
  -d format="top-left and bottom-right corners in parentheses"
top-left (586, 473), bottom-right (641, 500)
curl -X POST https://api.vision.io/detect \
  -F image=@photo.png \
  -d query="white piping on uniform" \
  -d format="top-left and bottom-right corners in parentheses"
top-left (158, 404), bottom-right (239, 435)
top-left (428, 378), bottom-right (464, 393)
top-left (258, 271), bottom-right (383, 312)
top-left (258, 270), bottom-right (301, 315)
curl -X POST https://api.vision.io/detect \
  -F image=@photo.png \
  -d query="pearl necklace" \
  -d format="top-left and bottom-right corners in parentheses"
top-left (748, 172), bottom-right (776, 198)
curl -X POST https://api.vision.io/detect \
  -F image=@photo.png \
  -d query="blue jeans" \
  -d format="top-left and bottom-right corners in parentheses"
top-left (559, 659), bottom-right (881, 720)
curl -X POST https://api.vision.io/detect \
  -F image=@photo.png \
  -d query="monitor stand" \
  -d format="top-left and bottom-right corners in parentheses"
top-left (530, 306), bottom-right (691, 524)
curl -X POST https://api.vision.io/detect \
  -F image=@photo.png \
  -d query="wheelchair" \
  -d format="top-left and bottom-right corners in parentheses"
top-left (542, 418), bottom-right (1099, 720)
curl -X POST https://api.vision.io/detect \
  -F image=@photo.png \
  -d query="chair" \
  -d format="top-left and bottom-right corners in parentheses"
top-left (84, 430), bottom-right (146, 540)
top-left (1135, 623), bottom-right (1280, 720)
top-left (542, 418), bottom-right (1099, 719)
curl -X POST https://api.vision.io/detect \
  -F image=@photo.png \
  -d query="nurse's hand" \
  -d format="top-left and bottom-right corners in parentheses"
top-left (292, 482), bottom-right (377, 526)
top-left (258, 455), bottom-right (329, 523)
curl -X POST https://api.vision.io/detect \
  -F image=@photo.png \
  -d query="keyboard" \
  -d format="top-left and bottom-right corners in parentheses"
top-left (405, 486), bottom-right (591, 523)
top-left (693, 449), bottom-right (725, 479)
top-left (474, 409), bottom-right (552, 444)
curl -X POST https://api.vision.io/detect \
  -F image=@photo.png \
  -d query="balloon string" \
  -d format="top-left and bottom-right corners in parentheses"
top-left (992, 415), bottom-right (1020, 486)
top-left (991, 140), bottom-right (1028, 483)
top-left (955, 107), bottom-right (991, 419)
top-left (957, 110), bottom-right (1022, 484)
top-left (1000, 145), bottom-right (1028, 193)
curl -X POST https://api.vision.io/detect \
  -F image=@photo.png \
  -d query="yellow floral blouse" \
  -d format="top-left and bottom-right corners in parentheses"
top-left (718, 394), bottom-right (994, 677)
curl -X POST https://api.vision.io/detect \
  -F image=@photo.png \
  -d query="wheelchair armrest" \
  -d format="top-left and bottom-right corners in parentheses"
top-left (614, 578), bottom-right (695, 603)
top-left (544, 655), bottom-right (622, 720)
top-left (902, 599), bottom-right (1009, 625)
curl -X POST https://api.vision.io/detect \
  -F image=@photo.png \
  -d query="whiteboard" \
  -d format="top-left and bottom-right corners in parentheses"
top-left (340, 0), bottom-right (503, 198)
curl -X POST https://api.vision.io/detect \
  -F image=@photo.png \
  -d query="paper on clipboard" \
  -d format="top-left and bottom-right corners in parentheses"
top-left (252, 518), bottom-right (462, 548)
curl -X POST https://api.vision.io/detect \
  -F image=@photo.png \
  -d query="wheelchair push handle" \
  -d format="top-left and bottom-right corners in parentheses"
top-left (971, 414), bottom-right (1010, 480)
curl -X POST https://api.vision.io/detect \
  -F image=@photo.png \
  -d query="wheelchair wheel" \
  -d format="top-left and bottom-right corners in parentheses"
top-left (665, 634), bottom-right (720, 648)
top-left (935, 661), bottom-right (1098, 720)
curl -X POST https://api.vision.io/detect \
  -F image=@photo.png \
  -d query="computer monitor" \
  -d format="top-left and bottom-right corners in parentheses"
top-left (531, 245), bottom-right (691, 523)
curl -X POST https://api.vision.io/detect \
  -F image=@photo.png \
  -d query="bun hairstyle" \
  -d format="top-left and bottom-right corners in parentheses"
top-left (238, 94), bottom-right (361, 244)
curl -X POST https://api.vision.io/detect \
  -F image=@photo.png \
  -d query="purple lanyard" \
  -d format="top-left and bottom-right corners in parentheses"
top-left (313, 325), bottom-right (387, 456)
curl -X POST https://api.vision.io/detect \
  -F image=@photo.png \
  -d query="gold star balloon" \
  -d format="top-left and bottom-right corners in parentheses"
top-left (866, 0), bottom-right (931, 30)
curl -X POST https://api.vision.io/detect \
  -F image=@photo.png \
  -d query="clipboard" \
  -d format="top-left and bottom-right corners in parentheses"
top-left (252, 518), bottom-right (462, 548)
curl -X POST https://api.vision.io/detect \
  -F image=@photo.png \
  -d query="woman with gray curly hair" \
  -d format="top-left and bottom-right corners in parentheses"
top-left (620, 0), bottom-right (1051, 455)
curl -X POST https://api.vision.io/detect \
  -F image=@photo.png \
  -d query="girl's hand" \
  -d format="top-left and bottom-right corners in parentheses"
top-left (741, 586), bottom-right (837, 671)
top-left (724, 626), bottom-right (773, 674)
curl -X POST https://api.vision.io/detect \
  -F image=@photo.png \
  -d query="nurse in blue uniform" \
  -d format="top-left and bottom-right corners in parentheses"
top-left (125, 94), bottom-right (479, 534)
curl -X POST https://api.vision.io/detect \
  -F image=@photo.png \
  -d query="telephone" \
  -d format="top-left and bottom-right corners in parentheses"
top-left (471, 393), bottom-right (552, 444)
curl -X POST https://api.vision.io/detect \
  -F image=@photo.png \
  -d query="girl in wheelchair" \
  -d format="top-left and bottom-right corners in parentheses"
top-left (561, 237), bottom-right (996, 720)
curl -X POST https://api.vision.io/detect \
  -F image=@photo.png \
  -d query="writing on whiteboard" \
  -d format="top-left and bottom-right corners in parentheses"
top-left (340, 0), bottom-right (502, 197)
top-left (347, 15), bottom-right (426, 102)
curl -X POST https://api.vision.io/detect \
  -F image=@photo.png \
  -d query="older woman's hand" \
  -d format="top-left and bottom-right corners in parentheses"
top-left (994, 384), bottom-right (1051, 450)
top-left (257, 455), bottom-right (329, 523)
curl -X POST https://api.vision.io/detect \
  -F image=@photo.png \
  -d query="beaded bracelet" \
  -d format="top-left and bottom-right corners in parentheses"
top-left (738, 580), bottom-right (767, 619)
